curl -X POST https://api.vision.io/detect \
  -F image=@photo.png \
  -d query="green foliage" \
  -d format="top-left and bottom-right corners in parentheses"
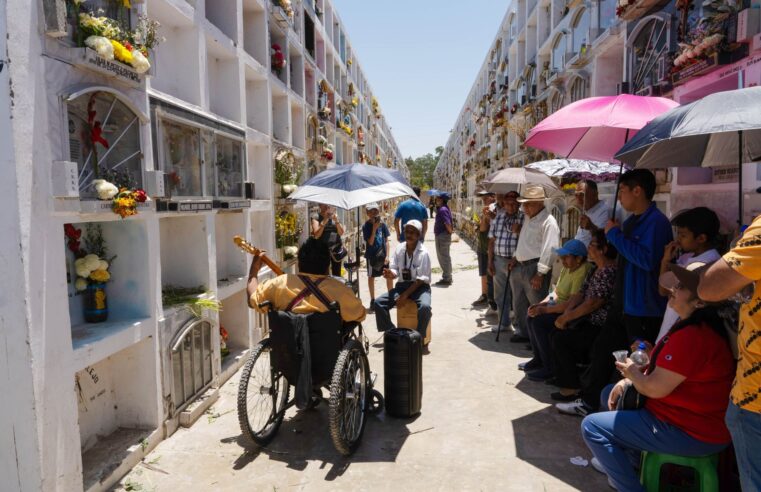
top-left (406, 146), bottom-right (443, 189)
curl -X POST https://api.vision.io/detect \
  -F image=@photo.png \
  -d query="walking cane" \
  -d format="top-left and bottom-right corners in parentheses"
top-left (495, 265), bottom-right (512, 342)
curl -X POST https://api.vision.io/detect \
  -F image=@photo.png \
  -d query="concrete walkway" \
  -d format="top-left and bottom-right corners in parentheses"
top-left (114, 227), bottom-right (608, 491)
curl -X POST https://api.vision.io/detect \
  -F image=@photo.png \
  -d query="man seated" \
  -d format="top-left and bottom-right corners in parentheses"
top-left (247, 238), bottom-right (366, 323)
top-left (373, 220), bottom-right (432, 338)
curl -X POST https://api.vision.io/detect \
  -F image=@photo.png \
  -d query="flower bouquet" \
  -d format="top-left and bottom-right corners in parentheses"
top-left (271, 43), bottom-right (286, 75)
top-left (65, 223), bottom-right (116, 323)
top-left (273, 0), bottom-right (294, 20)
top-left (93, 169), bottom-right (149, 218)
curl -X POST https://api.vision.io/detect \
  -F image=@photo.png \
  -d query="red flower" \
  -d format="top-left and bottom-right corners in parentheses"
top-left (124, 41), bottom-right (133, 52)
top-left (64, 224), bottom-right (82, 240)
top-left (272, 43), bottom-right (282, 51)
top-left (68, 239), bottom-right (81, 254)
top-left (134, 189), bottom-right (148, 203)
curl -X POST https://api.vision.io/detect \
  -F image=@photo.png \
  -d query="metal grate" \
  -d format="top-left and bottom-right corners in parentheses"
top-left (170, 319), bottom-right (214, 413)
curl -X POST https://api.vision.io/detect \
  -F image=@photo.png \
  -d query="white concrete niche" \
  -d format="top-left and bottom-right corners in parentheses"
top-left (205, 0), bottom-right (239, 43)
top-left (77, 337), bottom-right (160, 492)
top-left (206, 34), bottom-right (242, 123)
top-left (243, 0), bottom-right (268, 67)
top-left (250, 208), bottom-right (275, 256)
top-left (247, 144), bottom-right (273, 201)
top-left (291, 102), bottom-right (306, 150)
top-left (289, 49), bottom-right (305, 97)
top-left (272, 94), bottom-right (290, 144)
top-left (214, 210), bottom-right (248, 297)
top-left (245, 75), bottom-right (270, 134)
top-left (159, 215), bottom-right (212, 298)
top-left (149, 1), bottom-right (202, 106)
top-left (270, 28), bottom-right (289, 86)
top-left (66, 220), bottom-right (152, 356)
top-left (218, 289), bottom-right (252, 382)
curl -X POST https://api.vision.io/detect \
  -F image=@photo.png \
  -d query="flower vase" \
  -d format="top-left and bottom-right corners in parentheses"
top-left (83, 282), bottom-right (109, 323)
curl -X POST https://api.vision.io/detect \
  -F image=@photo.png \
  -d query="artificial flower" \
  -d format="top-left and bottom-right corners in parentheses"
top-left (130, 49), bottom-right (151, 74)
top-left (89, 269), bottom-right (111, 283)
top-left (75, 278), bottom-right (89, 291)
top-left (284, 245), bottom-right (298, 258)
top-left (98, 260), bottom-right (109, 271)
top-left (76, 265), bottom-right (92, 278)
top-left (134, 189), bottom-right (148, 203)
top-left (85, 36), bottom-right (114, 60)
top-left (84, 254), bottom-right (101, 272)
top-left (111, 39), bottom-right (134, 65)
top-left (93, 179), bottom-right (118, 200)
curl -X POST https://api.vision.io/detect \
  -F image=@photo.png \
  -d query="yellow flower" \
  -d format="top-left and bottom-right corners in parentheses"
top-left (111, 39), bottom-right (133, 64)
top-left (89, 269), bottom-right (111, 283)
top-left (123, 0), bottom-right (131, 7)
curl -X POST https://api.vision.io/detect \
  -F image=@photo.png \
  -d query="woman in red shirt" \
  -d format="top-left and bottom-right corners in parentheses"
top-left (582, 262), bottom-right (735, 492)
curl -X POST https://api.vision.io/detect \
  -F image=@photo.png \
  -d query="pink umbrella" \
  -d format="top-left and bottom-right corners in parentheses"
top-left (525, 94), bottom-right (679, 163)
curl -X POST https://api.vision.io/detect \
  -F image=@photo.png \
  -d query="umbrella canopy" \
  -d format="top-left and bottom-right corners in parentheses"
top-left (615, 86), bottom-right (761, 169)
top-left (525, 94), bottom-right (679, 162)
top-left (288, 163), bottom-right (415, 210)
top-left (482, 167), bottom-right (562, 196)
top-left (525, 159), bottom-right (625, 180)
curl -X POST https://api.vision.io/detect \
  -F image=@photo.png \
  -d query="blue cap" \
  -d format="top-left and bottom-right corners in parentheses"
top-left (553, 239), bottom-right (588, 258)
top-left (438, 192), bottom-right (451, 200)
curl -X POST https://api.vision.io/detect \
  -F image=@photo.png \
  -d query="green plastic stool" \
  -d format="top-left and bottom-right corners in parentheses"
top-left (640, 451), bottom-right (720, 492)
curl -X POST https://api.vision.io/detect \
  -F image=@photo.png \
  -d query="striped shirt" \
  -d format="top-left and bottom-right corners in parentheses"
top-left (488, 208), bottom-right (524, 258)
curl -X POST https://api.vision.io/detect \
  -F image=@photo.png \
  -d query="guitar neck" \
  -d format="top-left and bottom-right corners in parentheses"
top-left (259, 254), bottom-right (284, 276)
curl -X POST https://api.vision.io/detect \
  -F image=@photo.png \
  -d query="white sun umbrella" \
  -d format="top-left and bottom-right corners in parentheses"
top-left (481, 167), bottom-right (563, 196)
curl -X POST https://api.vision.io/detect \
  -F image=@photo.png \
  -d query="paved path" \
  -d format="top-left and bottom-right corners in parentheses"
top-left (115, 227), bottom-right (608, 491)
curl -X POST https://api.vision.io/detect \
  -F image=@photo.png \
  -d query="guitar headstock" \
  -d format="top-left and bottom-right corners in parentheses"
top-left (233, 235), bottom-right (263, 256)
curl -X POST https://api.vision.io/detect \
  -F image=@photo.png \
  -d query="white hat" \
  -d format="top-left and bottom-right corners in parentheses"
top-left (366, 202), bottom-right (380, 211)
top-left (517, 184), bottom-right (548, 202)
top-left (405, 219), bottom-right (423, 233)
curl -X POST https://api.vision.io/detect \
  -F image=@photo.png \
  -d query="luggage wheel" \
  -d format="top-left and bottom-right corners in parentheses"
top-left (368, 389), bottom-right (384, 415)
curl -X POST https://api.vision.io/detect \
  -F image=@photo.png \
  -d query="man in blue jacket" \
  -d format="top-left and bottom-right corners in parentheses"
top-left (605, 169), bottom-right (672, 344)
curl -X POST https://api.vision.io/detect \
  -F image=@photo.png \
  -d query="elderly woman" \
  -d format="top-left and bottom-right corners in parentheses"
top-left (581, 262), bottom-right (735, 492)
top-left (522, 239), bottom-right (593, 381)
top-left (550, 230), bottom-right (618, 402)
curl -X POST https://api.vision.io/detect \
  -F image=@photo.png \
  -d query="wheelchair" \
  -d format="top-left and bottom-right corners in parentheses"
top-left (237, 301), bottom-right (383, 456)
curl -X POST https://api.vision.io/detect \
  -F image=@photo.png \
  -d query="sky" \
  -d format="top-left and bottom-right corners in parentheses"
top-left (331, 1), bottom-right (509, 160)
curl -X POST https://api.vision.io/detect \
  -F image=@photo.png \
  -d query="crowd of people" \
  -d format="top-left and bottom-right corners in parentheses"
top-left (466, 169), bottom-right (761, 491)
top-left (246, 172), bottom-right (761, 491)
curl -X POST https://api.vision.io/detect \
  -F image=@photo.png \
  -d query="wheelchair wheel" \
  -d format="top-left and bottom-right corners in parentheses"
top-left (328, 340), bottom-right (370, 456)
top-left (237, 339), bottom-right (290, 447)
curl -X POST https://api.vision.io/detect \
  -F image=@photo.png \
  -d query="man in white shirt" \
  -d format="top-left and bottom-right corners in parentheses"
top-left (509, 185), bottom-right (561, 343)
top-left (574, 180), bottom-right (610, 246)
top-left (373, 220), bottom-right (433, 338)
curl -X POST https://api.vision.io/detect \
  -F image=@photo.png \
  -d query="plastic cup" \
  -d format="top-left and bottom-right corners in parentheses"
top-left (612, 350), bottom-right (629, 363)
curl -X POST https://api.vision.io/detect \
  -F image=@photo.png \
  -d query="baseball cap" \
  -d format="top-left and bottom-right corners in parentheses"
top-left (366, 202), bottom-right (380, 211)
top-left (553, 239), bottom-right (588, 258)
top-left (405, 219), bottom-right (423, 233)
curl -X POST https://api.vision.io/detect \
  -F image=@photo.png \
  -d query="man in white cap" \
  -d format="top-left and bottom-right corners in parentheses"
top-left (510, 184), bottom-right (560, 344)
top-left (373, 219), bottom-right (433, 340)
top-left (362, 202), bottom-right (393, 312)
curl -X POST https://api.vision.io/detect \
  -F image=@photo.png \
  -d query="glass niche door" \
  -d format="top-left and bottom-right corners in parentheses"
top-left (158, 115), bottom-right (245, 199)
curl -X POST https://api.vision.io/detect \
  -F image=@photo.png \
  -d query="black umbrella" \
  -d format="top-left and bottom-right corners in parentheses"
top-left (615, 86), bottom-right (761, 226)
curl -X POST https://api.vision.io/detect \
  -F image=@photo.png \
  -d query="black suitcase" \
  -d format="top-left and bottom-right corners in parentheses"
top-left (383, 328), bottom-right (423, 417)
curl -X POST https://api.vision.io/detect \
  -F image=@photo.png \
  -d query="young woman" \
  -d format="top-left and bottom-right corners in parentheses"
top-left (581, 262), bottom-right (735, 492)
top-left (311, 203), bottom-right (345, 277)
top-left (362, 203), bottom-right (393, 311)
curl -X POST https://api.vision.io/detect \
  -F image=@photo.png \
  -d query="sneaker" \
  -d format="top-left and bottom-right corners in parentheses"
top-left (491, 325), bottom-right (510, 333)
top-left (518, 359), bottom-right (541, 372)
top-left (591, 457), bottom-right (605, 475)
top-left (485, 306), bottom-right (498, 316)
top-left (434, 279), bottom-right (452, 286)
top-left (555, 399), bottom-right (593, 417)
top-left (471, 294), bottom-right (489, 307)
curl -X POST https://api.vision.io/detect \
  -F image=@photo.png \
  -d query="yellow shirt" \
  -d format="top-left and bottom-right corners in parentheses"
top-left (724, 216), bottom-right (761, 412)
top-left (554, 262), bottom-right (593, 303)
top-left (249, 273), bottom-right (366, 323)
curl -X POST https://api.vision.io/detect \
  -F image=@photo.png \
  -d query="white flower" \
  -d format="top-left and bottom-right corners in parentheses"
top-left (74, 258), bottom-right (87, 270)
top-left (98, 260), bottom-right (109, 271)
top-left (93, 179), bottom-right (118, 200)
top-left (83, 254), bottom-right (101, 272)
top-left (75, 278), bottom-right (89, 291)
top-left (75, 265), bottom-right (91, 278)
top-left (85, 36), bottom-right (114, 60)
top-left (284, 245), bottom-right (298, 257)
top-left (465, 207), bottom-right (472, 215)
top-left (130, 50), bottom-right (151, 74)
top-left (282, 184), bottom-right (297, 194)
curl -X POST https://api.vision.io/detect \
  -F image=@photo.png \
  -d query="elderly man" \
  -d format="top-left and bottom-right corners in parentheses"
top-left (487, 191), bottom-right (525, 333)
top-left (509, 185), bottom-right (560, 344)
top-left (575, 180), bottom-right (610, 246)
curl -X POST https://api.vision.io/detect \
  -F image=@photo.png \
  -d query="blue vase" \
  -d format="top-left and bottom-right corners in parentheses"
top-left (83, 282), bottom-right (108, 323)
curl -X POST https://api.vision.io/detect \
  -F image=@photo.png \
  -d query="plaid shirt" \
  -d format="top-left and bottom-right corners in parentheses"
top-left (488, 208), bottom-right (524, 258)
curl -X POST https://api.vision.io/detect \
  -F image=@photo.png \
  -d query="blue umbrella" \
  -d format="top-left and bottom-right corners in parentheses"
top-left (289, 163), bottom-right (414, 210)
top-left (426, 189), bottom-right (441, 196)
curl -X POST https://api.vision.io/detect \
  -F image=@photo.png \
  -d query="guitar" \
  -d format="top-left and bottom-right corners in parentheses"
top-left (233, 236), bottom-right (284, 276)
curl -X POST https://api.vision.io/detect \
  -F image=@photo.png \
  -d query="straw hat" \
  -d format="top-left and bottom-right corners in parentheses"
top-left (516, 184), bottom-right (548, 202)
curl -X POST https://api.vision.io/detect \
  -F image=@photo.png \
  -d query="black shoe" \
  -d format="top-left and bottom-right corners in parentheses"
top-left (526, 369), bottom-right (553, 382)
top-left (434, 279), bottom-right (452, 286)
top-left (471, 294), bottom-right (488, 307)
top-left (551, 391), bottom-right (580, 402)
top-left (518, 360), bottom-right (542, 372)
top-left (367, 301), bottom-right (375, 314)
top-left (510, 334), bottom-right (530, 343)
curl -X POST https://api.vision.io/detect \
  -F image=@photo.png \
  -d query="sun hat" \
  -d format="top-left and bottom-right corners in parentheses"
top-left (554, 239), bottom-right (588, 258)
top-left (516, 184), bottom-right (548, 202)
top-left (366, 202), bottom-right (380, 211)
top-left (659, 262), bottom-right (711, 298)
top-left (404, 219), bottom-right (423, 233)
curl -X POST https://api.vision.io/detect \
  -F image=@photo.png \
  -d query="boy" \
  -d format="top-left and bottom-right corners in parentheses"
top-left (655, 207), bottom-right (721, 341)
top-left (373, 220), bottom-right (432, 338)
top-left (362, 203), bottom-right (393, 312)
top-left (605, 169), bottom-right (673, 344)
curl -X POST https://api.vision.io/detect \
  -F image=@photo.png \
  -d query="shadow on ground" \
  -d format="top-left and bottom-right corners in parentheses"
top-left (467, 330), bottom-right (534, 357)
top-left (224, 402), bottom-right (420, 481)
top-left (512, 406), bottom-right (608, 491)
